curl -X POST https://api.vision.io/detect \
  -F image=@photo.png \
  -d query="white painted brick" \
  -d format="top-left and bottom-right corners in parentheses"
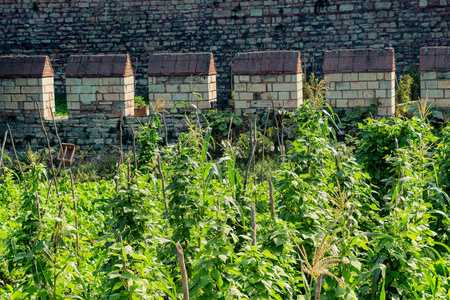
top-left (124, 76), bottom-right (134, 85)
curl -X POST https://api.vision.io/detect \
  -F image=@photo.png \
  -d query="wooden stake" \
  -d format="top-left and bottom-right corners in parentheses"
top-left (261, 108), bottom-right (270, 183)
top-left (0, 131), bottom-right (7, 176)
top-left (269, 179), bottom-right (275, 219)
top-left (130, 126), bottom-right (137, 171)
top-left (6, 124), bottom-right (23, 176)
top-left (176, 242), bottom-right (190, 300)
top-left (156, 153), bottom-right (168, 214)
top-left (69, 170), bottom-right (80, 265)
top-left (35, 191), bottom-right (42, 229)
top-left (251, 202), bottom-right (256, 246)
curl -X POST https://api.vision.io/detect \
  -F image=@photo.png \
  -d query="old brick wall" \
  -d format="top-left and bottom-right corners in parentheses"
top-left (1, 0), bottom-right (448, 105)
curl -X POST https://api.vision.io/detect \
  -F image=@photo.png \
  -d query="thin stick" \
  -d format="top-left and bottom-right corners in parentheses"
top-left (0, 131), bottom-right (7, 176)
top-left (346, 203), bottom-right (354, 231)
top-left (280, 112), bottom-right (285, 155)
top-left (251, 202), bottom-right (256, 246)
top-left (261, 108), bottom-right (270, 183)
top-left (252, 116), bottom-right (256, 174)
top-left (242, 141), bottom-right (256, 196)
top-left (130, 126), bottom-right (138, 171)
top-left (176, 242), bottom-right (190, 300)
top-left (161, 112), bottom-right (168, 146)
top-left (269, 179), bottom-right (274, 219)
top-left (35, 191), bottom-right (42, 228)
top-left (227, 116), bottom-right (233, 144)
top-left (69, 170), bottom-right (80, 265)
top-left (50, 110), bottom-right (62, 150)
top-left (7, 124), bottom-right (23, 176)
top-left (35, 99), bottom-right (55, 176)
top-left (46, 148), bottom-right (66, 204)
top-left (272, 105), bottom-right (282, 154)
top-left (335, 153), bottom-right (340, 172)
top-left (156, 153), bottom-right (168, 214)
top-left (115, 155), bottom-right (122, 194)
top-left (315, 274), bottom-right (322, 300)
top-left (118, 233), bottom-right (129, 291)
top-left (119, 115), bottom-right (123, 164)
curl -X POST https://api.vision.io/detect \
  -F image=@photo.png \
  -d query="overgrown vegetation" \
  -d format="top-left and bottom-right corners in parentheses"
top-left (1, 93), bottom-right (450, 299)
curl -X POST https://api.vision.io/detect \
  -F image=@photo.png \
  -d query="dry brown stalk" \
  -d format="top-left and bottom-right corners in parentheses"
top-left (156, 153), bottom-right (168, 214)
top-left (289, 217), bottom-right (348, 293)
top-left (69, 169), bottom-right (80, 265)
top-left (261, 108), bottom-right (270, 183)
top-left (0, 131), bottom-right (7, 176)
top-left (130, 126), bottom-right (138, 170)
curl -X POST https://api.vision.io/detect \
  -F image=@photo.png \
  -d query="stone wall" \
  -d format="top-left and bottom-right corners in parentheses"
top-left (1, 0), bottom-right (448, 103)
top-left (324, 48), bottom-right (396, 116)
top-left (147, 53), bottom-right (217, 111)
top-left (66, 54), bottom-right (135, 117)
top-left (420, 47), bottom-right (450, 109)
top-left (233, 51), bottom-right (303, 114)
top-left (0, 112), bottom-right (194, 152)
top-left (0, 56), bottom-right (55, 119)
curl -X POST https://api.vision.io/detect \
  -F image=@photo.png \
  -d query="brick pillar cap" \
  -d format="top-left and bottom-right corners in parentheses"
top-left (66, 54), bottom-right (134, 78)
top-left (323, 48), bottom-right (395, 73)
top-left (232, 51), bottom-right (302, 75)
top-left (420, 47), bottom-right (450, 71)
top-left (147, 52), bottom-right (216, 76)
top-left (0, 55), bottom-right (54, 78)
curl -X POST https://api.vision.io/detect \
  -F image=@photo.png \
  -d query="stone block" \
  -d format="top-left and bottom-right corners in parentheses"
top-left (15, 78), bottom-right (27, 85)
top-left (173, 93), bottom-right (189, 101)
top-left (4, 102), bottom-right (19, 110)
top-left (124, 76), bottom-right (134, 85)
top-left (272, 83), bottom-right (297, 91)
top-left (367, 81), bottom-right (379, 89)
top-left (238, 92), bottom-right (253, 100)
top-left (279, 92), bottom-right (290, 100)
top-left (437, 80), bottom-right (450, 89)
top-left (328, 90), bottom-right (343, 99)
top-left (67, 78), bottom-right (82, 86)
top-left (336, 82), bottom-right (351, 90)
top-left (343, 73), bottom-right (358, 81)
top-left (166, 85), bottom-right (180, 93)
top-left (358, 73), bottom-right (377, 81)
top-left (23, 102), bottom-right (35, 110)
top-left (343, 90), bottom-right (359, 99)
top-left (1, 79), bottom-right (15, 86)
top-left (336, 99), bottom-right (348, 108)
top-left (285, 99), bottom-right (300, 108)
top-left (248, 84), bottom-right (267, 92)
top-left (349, 99), bottom-right (365, 107)
top-left (148, 84), bottom-right (165, 93)
top-left (362, 90), bottom-right (375, 98)
top-left (103, 78), bottom-right (121, 85)
top-left (351, 81), bottom-right (368, 90)
top-left (11, 94), bottom-right (26, 102)
top-left (379, 81), bottom-right (393, 90)
top-left (5, 86), bottom-right (21, 93)
top-left (80, 93), bottom-right (95, 104)
top-left (260, 92), bottom-right (278, 100)
top-left (251, 75), bottom-right (262, 83)
top-left (67, 94), bottom-right (79, 102)
top-left (250, 100), bottom-right (273, 108)
top-left (421, 72), bottom-right (437, 80)
top-left (113, 85), bottom-right (125, 93)
top-left (427, 89), bottom-right (444, 98)
top-left (238, 75), bottom-right (250, 82)
top-left (376, 90), bottom-right (387, 98)
top-left (325, 73), bottom-right (342, 82)
top-left (262, 75), bottom-right (277, 82)
top-left (103, 93), bottom-right (120, 101)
